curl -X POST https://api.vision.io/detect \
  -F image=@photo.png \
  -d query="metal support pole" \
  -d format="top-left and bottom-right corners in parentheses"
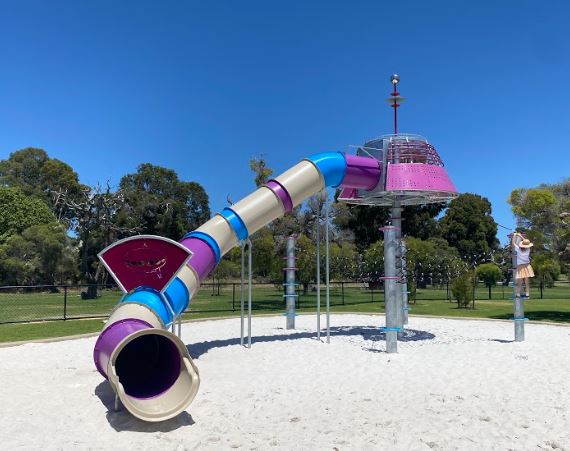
top-left (392, 202), bottom-right (403, 329)
top-left (325, 199), bottom-right (331, 343)
top-left (511, 234), bottom-right (525, 341)
top-left (240, 241), bottom-right (245, 346)
top-left (247, 239), bottom-right (252, 348)
top-left (383, 225), bottom-right (398, 353)
top-left (285, 236), bottom-right (296, 329)
top-left (401, 240), bottom-right (409, 325)
top-left (316, 211), bottom-right (321, 340)
top-left (177, 316), bottom-right (182, 338)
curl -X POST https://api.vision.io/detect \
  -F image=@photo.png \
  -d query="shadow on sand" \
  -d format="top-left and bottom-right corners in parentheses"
top-left (187, 325), bottom-right (436, 359)
top-left (94, 325), bottom-right (435, 430)
top-left (94, 382), bottom-right (195, 432)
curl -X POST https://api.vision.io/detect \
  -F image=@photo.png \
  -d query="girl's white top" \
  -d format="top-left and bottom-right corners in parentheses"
top-left (515, 244), bottom-right (531, 265)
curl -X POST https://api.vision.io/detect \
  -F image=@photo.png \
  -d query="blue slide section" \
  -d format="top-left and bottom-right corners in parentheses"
top-left (305, 152), bottom-right (347, 187)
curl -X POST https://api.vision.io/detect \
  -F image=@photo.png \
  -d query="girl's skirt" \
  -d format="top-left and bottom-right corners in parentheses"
top-left (515, 263), bottom-right (534, 279)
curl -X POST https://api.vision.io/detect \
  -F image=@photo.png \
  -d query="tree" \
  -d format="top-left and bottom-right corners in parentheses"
top-left (117, 163), bottom-right (210, 240)
top-left (0, 187), bottom-right (55, 241)
top-left (402, 204), bottom-right (446, 240)
top-left (439, 193), bottom-right (499, 264)
top-left (476, 263), bottom-right (502, 299)
top-left (249, 155), bottom-right (273, 187)
top-left (0, 148), bottom-right (84, 218)
top-left (404, 237), bottom-right (465, 301)
top-left (329, 242), bottom-right (358, 281)
top-left (509, 181), bottom-right (570, 277)
top-left (295, 234), bottom-right (316, 294)
top-left (251, 229), bottom-right (278, 279)
top-left (0, 223), bottom-right (76, 285)
top-left (335, 202), bottom-right (445, 251)
top-left (362, 240), bottom-right (384, 288)
top-left (532, 254), bottom-right (561, 288)
top-left (59, 183), bottom-right (133, 287)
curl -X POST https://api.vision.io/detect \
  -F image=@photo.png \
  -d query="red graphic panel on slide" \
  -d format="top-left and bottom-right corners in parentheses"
top-left (98, 235), bottom-right (192, 293)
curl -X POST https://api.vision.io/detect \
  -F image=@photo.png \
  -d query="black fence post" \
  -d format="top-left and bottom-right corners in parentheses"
top-left (63, 285), bottom-right (68, 321)
top-left (232, 283), bottom-right (235, 311)
top-left (540, 279), bottom-right (544, 299)
top-left (341, 282), bottom-right (345, 305)
top-left (371, 285), bottom-right (374, 303)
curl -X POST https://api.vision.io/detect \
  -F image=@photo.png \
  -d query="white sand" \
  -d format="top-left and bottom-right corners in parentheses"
top-left (1, 314), bottom-right (569, 450)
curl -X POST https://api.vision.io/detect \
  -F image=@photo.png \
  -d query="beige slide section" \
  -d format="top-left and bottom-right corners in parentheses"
top-left (230, 186), bottom-right (285, 236)
top-left (274, 160), bottom-right (324, 207)
top-left (195, 214), bottom-right (239, 255)
top-left (107, 328), bottom-right (200, 423)
top-left (104, 303), bottom-right (163, 331)
top-left (176, 264), bottom-right (200, 299)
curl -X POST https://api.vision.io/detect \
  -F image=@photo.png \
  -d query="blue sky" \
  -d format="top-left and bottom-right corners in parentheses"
top-left (1, 0), bottom-right (569, 243)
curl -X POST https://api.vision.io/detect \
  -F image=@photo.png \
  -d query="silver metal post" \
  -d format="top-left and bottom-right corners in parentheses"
top-left (247, 239), bottom-right (252, 348)
top-left (392, 202), bottom-right (403, 329)
top-left (512, 234), bottom-right (525, 341)
top-left (177, 316), bottom-right (182, 338)
top-left (383, 225), bottom-right (398, 353)
top-left (316, 211), bottom-right (321, 340)
top-left (401, 240), bottom-right (409, 325)
top-left (240, 241), bottom-right (245, 346)
top-left (285, 236), bottom-right (297, 329)
top-left (325, 198), bottom-right (330, 344)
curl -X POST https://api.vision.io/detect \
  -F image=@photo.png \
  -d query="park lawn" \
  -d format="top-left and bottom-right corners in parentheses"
top-left (1, 294), bottom-right (569, 344)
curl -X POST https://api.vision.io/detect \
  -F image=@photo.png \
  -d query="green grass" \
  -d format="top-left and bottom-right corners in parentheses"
top-left (1, 284), bottom-right (568, 343)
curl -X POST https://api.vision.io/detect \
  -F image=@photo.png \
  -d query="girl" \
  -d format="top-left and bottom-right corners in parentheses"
top-left (511, 232), bottom-right (534, 298)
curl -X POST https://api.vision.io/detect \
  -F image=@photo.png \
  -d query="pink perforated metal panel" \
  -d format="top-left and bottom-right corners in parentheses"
top-left (386, 163), bottom-right (457, 192)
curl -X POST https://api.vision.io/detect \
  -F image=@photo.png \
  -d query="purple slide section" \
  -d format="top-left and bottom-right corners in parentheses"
top-left (93, 318), bottom-right (153, 378)
top-left (266, 180), bottom-right (293, 213)
top-left (179, 236), bottom-right (218, 280)
top-left (342, 155), bottom-right (381, 191)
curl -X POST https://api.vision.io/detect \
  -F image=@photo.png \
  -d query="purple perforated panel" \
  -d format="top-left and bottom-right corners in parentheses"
top-left (386, 163), bottom-right (457, 192)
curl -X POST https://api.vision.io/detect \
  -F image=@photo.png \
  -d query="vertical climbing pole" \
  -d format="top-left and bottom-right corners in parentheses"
top-left (392, 201), bottom-right (404, 329)
top-left (316, 211), bottom-right (321, 340)
top-left (511, 233), bottom-right (525, 341)
top-left (240, 241), bottom-right (245, 346)
top-left (240, 239), bottom-right (253, 347)
top-left (382, 225), bottom-right (399, 353)
top-left (401, 239), bottom-right (409, 325)
top-left (285, 235), bottom-right (297, 329)
top-left (325, 198), bottom-right (331, 343)
top-left (247, 239), bottom-right (252, 348)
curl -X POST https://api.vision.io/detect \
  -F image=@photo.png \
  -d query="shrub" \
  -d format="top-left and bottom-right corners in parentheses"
top-left (476, 263), bottom-right (502, 299)
top-left (451, 271), bottom-right (475, 308)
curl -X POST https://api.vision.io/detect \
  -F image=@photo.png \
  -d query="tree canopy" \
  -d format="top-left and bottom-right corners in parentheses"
top-left (117, 163), bottom-right (210, 240)
top-left (0, 148), bottom-right (84, 217)
top-left (509, 181), bottom-right (570, 276)
top-left (0, 187), bottom-right (56, 241)
top-left (439, 193), bottom-right (499, 264)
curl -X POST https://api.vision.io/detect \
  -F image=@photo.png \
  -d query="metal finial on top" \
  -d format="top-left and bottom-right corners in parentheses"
top-left (387, 73), bottom-right (405, 134)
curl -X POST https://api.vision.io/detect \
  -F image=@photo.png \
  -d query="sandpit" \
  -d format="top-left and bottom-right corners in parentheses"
top-left (0, 314), bottom-right (569, 450)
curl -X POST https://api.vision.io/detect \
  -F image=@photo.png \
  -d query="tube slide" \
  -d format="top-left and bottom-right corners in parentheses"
top-left (94, 151), bottom-right (382, 422)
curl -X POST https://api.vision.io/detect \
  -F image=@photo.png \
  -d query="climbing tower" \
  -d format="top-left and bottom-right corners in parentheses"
top-left (338, 74), bottom-right (459, 352)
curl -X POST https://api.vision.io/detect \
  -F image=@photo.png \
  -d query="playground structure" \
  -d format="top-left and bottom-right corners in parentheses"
top-left (94, 75), bottom-right (458, 422)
